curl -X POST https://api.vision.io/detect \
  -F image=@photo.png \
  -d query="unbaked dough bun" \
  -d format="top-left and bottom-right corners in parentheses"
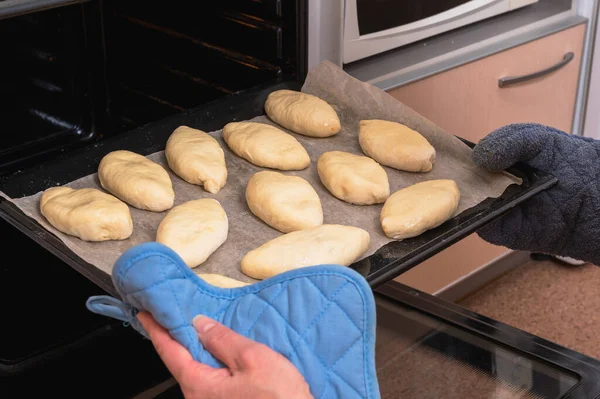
top-left (98, 150), bottom-right (174, 212)
top-left (264, 90), bottom-right (341, 137)
top-left (241, 224), bottom-right (370, 280)
top-left (196, 273), bottom-right (250, 288)
top-left (223, 122), bottom-right (310, 170)
top-left (317, 151), bottom-right (389, 205)
top-left (246, 171), bottom-right (322, 233)
top-left (165, 126), bottom-right (227, 194)
top-left (380, 180), bottom-right (460, 240)
top-left (359, 119), bottom-right (436, 172)
top-left (156, 198), bottom-right (228, 268)
top-left (40, 187), bottom-right (133, 242)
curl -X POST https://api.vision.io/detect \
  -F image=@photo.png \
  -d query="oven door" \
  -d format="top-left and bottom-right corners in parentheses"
top-left (343, 0), bottom-right (515, 63)
top-left (374, 282), bottom-right (600, 398)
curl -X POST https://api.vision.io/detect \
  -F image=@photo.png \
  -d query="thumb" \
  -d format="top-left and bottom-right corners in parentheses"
top-left (472, 123), bottom-right (565, 172)
top-left (193, 315), bottom-right (259, 372)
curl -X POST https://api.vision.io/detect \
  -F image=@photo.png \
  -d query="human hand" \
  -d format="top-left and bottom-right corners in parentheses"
top-left (472, 123), bottom-right (600, 264)
top-left (137, 312), bottom-right (313, 399)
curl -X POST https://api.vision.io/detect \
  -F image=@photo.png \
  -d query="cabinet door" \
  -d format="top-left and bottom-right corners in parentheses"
top-left (388, 24), bottom-right (585, 141)
top-left (386, 24), bottom-right (585, 295)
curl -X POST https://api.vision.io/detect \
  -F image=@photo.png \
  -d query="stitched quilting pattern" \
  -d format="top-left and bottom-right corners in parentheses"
top-left (472, 123), bottom-right (600, 264)
top-left (106, 242), bottom-right (379, 399)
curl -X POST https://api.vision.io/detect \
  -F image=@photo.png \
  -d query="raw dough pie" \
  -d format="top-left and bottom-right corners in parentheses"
top-left (264, 90), bottom-right (341, 137)
top-left (380, 179), bottom-right (460, 240)
top-left (223, 122), bottom-right (310, 170)
top-left (241, 224), bottom-right (370, 280)
top-left (359, 119), bottom-right (436, 172)
top-left (156, 198), bottom-right (228, 268)
top-left (317, 151), bottom-right (390, 205)
top-left (40, 187), bottom-right (133, 242)
top-left (98, 150), bottom-right (174, 212)
top-left (246, 170), bottom-right (323, 233)
top-left (165, 126), bottom-right (228, 194)
top-left (196, 273), bottom-right (250, 288)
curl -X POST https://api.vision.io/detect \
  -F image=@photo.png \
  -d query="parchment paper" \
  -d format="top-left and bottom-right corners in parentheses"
top-left (2, 61), bottom-right (518, 284)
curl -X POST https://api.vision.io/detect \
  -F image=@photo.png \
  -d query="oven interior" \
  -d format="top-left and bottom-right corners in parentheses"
top-left (0, 0), bottom-right (305, 175)
top-left (0, 1), bottom-right (305, 396)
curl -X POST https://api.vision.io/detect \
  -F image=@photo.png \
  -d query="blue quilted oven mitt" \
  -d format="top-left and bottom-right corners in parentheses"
top-left (86, 242), bottom-right (380, 399)
top-left (472, 123), bottom-right (600, 264)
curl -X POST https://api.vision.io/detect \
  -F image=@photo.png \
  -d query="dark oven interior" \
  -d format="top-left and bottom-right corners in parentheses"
top-left (0, 1), bottom-right (306, 396)
top-left (0, 0), bottom-right (306, 174)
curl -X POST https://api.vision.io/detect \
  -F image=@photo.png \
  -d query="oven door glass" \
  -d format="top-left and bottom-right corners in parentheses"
top-left (374, 288), bottom-right (590, 398)
top-left (357, 0), bottom-right (479, 36)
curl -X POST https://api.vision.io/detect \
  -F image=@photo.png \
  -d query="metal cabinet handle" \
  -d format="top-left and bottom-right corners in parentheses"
top-left (498, 52), bottom-right (574, 88)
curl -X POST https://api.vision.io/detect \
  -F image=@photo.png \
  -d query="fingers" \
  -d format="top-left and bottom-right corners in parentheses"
top-left (137, 312), bottom-right (209, 381)
top-left (193, 315), bottom-right (263, 372)
top-left (472, 123), bottom-right (560, 172)
top-left (477, 193), bottom-right (558, 253)
top-left (477, 208), bottom-right (525, 249)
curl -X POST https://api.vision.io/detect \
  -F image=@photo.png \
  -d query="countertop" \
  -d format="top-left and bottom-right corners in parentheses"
top-left (345, 0), bottom-right (586, 91)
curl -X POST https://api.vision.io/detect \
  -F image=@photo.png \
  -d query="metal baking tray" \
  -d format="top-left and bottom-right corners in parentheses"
top-left (0, 79), bottom-right (558, 296)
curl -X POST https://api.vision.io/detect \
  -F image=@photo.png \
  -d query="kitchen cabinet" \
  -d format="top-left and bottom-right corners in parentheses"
top-left (387, 23), bottom-right (586, 296)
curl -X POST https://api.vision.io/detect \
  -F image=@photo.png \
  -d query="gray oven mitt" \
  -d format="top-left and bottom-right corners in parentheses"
top-left (472, 123), bottom-right (600, 265)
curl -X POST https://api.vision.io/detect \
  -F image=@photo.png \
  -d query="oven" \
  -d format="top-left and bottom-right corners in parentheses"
top-left (0, 1), bottom-right (306, 397)
top-left (0, 0), bottom-right (307, 176)
top-left (2, 1), bottom-right (600, 398)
